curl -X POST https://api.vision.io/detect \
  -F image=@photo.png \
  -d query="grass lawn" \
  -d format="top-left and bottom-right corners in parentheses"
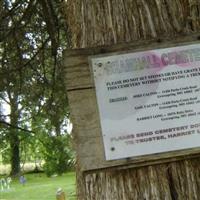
top-left (0, 172), bottom-right (76, 200)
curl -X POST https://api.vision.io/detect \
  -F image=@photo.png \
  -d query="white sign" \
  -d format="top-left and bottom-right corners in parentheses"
top-left (90, 44), bottom-right (200, 160)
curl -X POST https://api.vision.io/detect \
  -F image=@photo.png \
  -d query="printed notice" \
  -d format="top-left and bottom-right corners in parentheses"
top-left (90, 44), bottom-right (200, 160)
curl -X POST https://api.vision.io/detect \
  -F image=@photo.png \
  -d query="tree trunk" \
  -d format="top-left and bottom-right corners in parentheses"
top-left (63, 0), bottom-right (200, 199)
top-left (10, 130), bottom-right (20, 176)
top-left (9, 94), bottom-right (20, 176)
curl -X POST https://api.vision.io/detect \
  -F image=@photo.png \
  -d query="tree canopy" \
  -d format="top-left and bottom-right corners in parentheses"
top-left (0, 0), bottom-right (73, 176)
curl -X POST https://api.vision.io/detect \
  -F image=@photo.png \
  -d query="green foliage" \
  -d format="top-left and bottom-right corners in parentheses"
top-left (42, 135), bottom-right (75, 176)
top-left (0, 0), bottom-right (74, 176)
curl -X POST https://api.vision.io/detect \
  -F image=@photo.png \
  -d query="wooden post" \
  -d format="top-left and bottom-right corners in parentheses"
top-left (62, 1), bottom-right (200, 199)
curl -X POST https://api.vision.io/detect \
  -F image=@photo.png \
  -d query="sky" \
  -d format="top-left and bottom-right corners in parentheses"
top-left (1, 100), bottom-right (72, 134)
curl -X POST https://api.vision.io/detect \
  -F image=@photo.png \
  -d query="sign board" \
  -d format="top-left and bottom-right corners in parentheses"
top-left (90, 44), bottom-right (200, 161)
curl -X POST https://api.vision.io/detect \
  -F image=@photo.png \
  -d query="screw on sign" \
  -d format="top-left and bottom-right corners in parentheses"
top-left (56, 188), bottom-right (66, 200)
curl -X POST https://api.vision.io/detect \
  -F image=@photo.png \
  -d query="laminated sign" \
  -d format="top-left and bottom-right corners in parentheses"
top-left (90, 44), bottom-right (200, 160)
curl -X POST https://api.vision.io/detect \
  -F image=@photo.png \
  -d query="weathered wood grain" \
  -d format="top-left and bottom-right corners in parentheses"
top-left (62, 0), bottom-right (200, 199)
top-left (64, 36), bottom-right (200, 172)
top-left (63, 34), bottom-right (200, 90)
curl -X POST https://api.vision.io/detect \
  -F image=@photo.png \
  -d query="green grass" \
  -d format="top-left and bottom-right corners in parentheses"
top-left (0, 172), bottom-right (76, 200)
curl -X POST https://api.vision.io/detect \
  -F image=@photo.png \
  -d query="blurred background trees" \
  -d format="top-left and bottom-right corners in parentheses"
top-left (0, 0), bottom-right (74, 177)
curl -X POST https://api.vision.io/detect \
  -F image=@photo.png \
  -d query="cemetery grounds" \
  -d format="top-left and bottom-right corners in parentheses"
top-left (0, 167), bottom-right (76, 200)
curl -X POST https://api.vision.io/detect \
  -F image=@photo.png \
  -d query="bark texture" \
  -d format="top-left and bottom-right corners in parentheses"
top-left (63, 0), bottom-right (200, 199)
top-left (9, 94), bottom-right (20, 176)
top-left (64, 0), bottom-right (200, 48)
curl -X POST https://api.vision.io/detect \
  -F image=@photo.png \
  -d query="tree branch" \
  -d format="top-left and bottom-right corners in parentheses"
top-left (0, 94), bottom-right (10, 105)
top-left (0, 120), bottom-right (34, 133)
